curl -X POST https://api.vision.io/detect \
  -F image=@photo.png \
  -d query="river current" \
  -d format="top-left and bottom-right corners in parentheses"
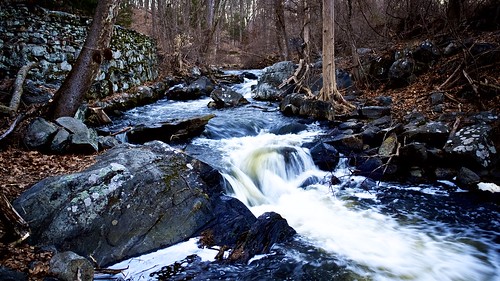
top-left (100, 70), bottom-right (499, 281)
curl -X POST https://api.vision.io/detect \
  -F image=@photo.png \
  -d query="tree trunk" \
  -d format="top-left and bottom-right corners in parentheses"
top-left (49, 0), bottom-right (122, 119)
top-left (447, 0), bottom-right (462, 28)
top-left (319, 0), bottom-right (355, 114)
top-left (302, 0), bottom-right (311, 61)
top-left (274, 0), bottom-right (289, 60)
top-left (346, 0), bottom-right (361, 83)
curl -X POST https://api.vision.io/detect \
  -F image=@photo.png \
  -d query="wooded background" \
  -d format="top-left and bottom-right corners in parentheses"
top-left (8, 0), bottom-right (500, 70)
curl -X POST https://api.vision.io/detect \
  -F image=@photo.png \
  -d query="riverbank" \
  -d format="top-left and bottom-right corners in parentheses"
top-left (1, 30), bottom-right (500, 280)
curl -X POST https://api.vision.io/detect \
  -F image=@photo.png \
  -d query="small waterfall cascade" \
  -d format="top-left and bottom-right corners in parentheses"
top-left (103, 70), bottom-right (498, 281)
top-left (220, 132), bottom-right (498, 281)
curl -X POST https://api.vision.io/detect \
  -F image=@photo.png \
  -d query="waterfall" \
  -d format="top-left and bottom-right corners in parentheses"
top-left (221, 132), bottom-right (498, 281)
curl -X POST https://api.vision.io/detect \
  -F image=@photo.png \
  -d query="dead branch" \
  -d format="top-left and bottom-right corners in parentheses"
top-left (443, 92), bottom-right (462, 105)
top-left (94, 267), bottom-right (129, 275)
top-left (438, 62), bottom-right (463, 91)
top-left (279, 59), bottom-right (304, 89)
top-left (444, 116), bottom-right (461, 149)
top-left (0, 114), bottom-right (23, 143)
top-left (0, 193), bottom-right (30, 245)
top-left (479, 81), bottom-right (500, 91)
top-left (89, 107), bottom-right (112, 124)
top-left (8, 62), bottom-right (37, 114)
top-left (463, 70), bottom-right (485, 110)
top-left (110, 126), bottom-right (132, 136)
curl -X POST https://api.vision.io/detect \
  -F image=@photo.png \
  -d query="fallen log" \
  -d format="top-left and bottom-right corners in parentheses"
top-left (0, 62), bottom-right (38, 116)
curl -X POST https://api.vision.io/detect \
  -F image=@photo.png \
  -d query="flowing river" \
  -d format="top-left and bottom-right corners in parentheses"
top-left (101, 70), bottom-right (499, 281)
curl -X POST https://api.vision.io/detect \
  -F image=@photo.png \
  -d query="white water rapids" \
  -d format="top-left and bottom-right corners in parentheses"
top-left (216, 132), bottom-right (498, 281)
top-left (103, 71), bottom-right (498, 281)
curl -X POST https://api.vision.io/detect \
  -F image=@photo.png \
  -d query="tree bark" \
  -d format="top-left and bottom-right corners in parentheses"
top-left (319, 0), bottom-right (355, 114)
top-left (447, 0), bottom-right (462, 28)
top-left (49, 0), bottom-right (122, 119)
top-left (274, 0), bottom-right (289, 60)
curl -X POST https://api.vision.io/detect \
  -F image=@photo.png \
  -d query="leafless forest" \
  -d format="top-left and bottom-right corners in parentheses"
top-left (113, 0), bottom-right (496, 70)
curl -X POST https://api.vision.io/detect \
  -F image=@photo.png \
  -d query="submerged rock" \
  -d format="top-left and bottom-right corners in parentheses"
top-left (127, 114), bottom-right (215, 144)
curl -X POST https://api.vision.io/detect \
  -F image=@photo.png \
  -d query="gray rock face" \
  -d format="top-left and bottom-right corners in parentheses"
top-left (55, 117), bottom-right (99, 153)
top-left (403, 121), bottom-right (450, 148)
top-left (228, 212), bottom-right (296, 263)
top-left (359, 106), bottom-right (391, 119)
top-left (444, 124), bottom-right (497, 168)
top-left (14, 141), bottom-right (226, 266)
top-left (165, 77), bottom-right (214, 100)
top-left (456, 167), bottom-right (481, 190)
top-left (127, 114), bottom-right (215, 144)
top-left (253, 61), bottom-right (296, 101)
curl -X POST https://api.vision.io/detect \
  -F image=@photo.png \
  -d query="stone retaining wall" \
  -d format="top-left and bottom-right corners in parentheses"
top-left (0, 4), bottom-right (158, 99)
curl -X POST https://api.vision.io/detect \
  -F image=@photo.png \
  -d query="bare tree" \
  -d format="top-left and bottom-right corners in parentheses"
top-left (274, 0), bottom-right (290, 60)
top-left (49, 0), bottom-right (122, 119)
top-left (319, 0), bottom-right (355, 114)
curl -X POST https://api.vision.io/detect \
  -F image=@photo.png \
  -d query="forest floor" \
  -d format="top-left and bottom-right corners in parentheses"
top-left (1, 29), bottom-right (499, 280)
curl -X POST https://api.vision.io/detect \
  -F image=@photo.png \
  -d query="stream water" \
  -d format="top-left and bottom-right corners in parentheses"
top-left (101, 70), bottom-right (499, 281)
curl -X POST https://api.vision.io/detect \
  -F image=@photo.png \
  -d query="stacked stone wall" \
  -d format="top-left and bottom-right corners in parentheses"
top-left (0, 5), bottom-right (158, 99)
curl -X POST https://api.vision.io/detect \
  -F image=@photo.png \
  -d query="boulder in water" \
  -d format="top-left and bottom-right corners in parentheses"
top-left (208, 86), bottom-right (249, 108)
top-left (127, 114), bottom-right (215, 144)
top-left (280, 93), bottom-right (335, 120)
top-left (306, 141), bottom-right (340, 171)
top-left (228, 212), bottom-right (296, 263)
top-left (166, 76), bottom-right (214, 100)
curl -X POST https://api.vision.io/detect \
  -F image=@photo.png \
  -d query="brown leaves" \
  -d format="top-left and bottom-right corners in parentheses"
top-left (0, 148), bottom-right (97, 200)
top-left (0, 148), bottom-right (97, 279)
top-left (0, 242), bottom-right (54, 280)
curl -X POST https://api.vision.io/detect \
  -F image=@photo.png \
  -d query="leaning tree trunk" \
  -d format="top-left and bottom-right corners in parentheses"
top-left (49, 0), bottom-right (122, 119)
top-left (319, 0), bottom-right (355, 114)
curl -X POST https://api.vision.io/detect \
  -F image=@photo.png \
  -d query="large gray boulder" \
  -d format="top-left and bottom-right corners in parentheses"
top-left (165, 76), bottom-right (214, 100)
top-left (13, 141), bottom-right (247, 266)
top-left (253, 61), bottom-right (296, 101)
top-left (50, 251), bottom-right (94, 281)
